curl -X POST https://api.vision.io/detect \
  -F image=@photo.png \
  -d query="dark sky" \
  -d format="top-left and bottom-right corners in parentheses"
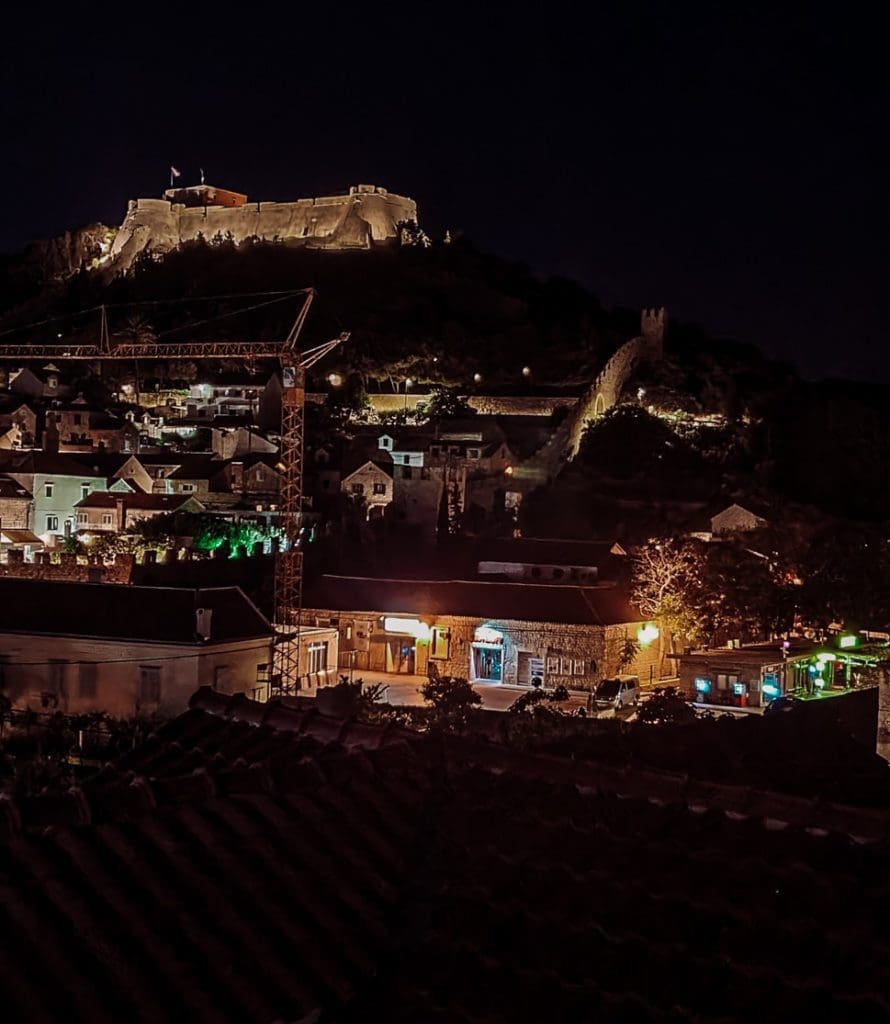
top-left (3, 3), bottom-right (886, 381)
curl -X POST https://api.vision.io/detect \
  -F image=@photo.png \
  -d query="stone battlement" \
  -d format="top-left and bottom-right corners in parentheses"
top-left (105, 185), bottom-right (418, 272)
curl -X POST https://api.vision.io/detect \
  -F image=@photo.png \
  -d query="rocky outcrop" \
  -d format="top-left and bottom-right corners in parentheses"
top-left (15, 223), bottom-right (116, 285)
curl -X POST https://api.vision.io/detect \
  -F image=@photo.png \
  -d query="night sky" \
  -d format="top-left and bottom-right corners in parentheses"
top-left (3, 4), bottom-right (886, 381)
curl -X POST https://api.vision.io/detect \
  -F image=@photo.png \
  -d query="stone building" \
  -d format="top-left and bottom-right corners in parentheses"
top-left (0, 476), bottom-right (32, 530)
top-left (74, 492), bottom-right (203, 533)
top-left (302, 575), bottom-right (662, 690)
top-left (341, 460), bottom-right (394, 518)
top-left (710, 503), bottom-right (768, 535)
top-left (0, 579), bottom-right (274, 717)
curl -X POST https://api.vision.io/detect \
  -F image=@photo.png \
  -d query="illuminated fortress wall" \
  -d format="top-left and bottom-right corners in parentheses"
top-left (107, 185), bottom-right (418, 271)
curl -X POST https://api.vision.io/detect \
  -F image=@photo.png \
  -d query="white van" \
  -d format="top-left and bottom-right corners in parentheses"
top-left (593, 675), bottom-right (640, 711)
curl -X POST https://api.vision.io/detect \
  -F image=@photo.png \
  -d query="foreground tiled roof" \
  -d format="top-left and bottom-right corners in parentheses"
top-left (304, 574), bottom-right (645, 626)
top-left (0, 580), bottom-right (271, 643)
top-left (1, 688), bottom-right (889, 1022)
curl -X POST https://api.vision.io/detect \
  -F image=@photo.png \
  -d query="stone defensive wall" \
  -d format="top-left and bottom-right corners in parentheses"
top-left (107, 185), bottom-right (417, 272)
top-left (334, 394), bottom-right (579, 417)
top-left (563, 307), bottom-right (666, 457)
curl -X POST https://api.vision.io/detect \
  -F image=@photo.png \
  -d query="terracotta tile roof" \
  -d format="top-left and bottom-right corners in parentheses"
top-left (303, 574), bottom-right (644, 625)
top-left (75, 492), bottom-right (194, 512)
top-left (0, 580), bottom-right (271, 643)
top-left (1, 688), bottom-right (888, 1022)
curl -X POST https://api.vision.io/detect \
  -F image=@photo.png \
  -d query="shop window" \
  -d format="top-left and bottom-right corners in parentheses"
top-left (430, 627), bottom-right (451, 660)
top-left (307, 641), bottom-right (328, 674)
top-left (716, 673), bottom-right (739, 691)
top-left (472, 644), bottom-right (502, 682)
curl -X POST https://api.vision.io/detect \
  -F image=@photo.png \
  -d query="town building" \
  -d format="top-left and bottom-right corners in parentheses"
top-left (710, 503), bottom-right (768, 535)
top-left (74, 492), bottom-right (203, 533)
top-left (341, 459), bottom-right (394, 518)
top-left (672, 635), bottom-right (884, 708)
top-left (475, 538), bottom-right (628, 584)
top-left (45, 402), bottom-right (140, 453)
top-left (0, 452), bottom-right (110, 544)
top-left (302, 574), bottom-right (661, 690)
top-left (0, 579), bottom-right (274, 716)
top-left (0, 476), bottom-right (32, 530)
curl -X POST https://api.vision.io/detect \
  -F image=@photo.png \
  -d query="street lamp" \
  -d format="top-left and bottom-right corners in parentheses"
top-left (404, 378), bottom-right (413, 413)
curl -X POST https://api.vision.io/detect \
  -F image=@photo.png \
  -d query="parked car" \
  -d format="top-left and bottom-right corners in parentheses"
top-left (593, 675), bottom-right (640, 711)
top-left (763, 694), bottom-right (804, 715)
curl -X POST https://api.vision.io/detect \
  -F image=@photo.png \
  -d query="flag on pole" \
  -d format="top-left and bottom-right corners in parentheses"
top-left (200, 167), bottom-right (205, 185)
top-left (169, 165), bottom-right (181, 187)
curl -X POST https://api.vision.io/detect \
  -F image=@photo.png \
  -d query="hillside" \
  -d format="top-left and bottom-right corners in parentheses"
top-left (2, 230), bottom-right (888, 529)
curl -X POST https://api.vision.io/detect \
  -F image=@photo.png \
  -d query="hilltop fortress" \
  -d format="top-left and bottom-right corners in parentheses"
top-left (101, 183), bottom-right (418, 273)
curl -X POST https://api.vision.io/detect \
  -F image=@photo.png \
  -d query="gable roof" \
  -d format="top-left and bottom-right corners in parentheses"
top-left (476, 537), bottom-right (627, 568)
top-left (74, 492), bottom-right (195, 512)
top-left (0, 476), bottom-right (32, 500)
top-left (342, 458), bottom-right (394, 481)
top-left (303, 574), bottom-right (643, 626)
top-left (0, 580), bottom-right (271, 644)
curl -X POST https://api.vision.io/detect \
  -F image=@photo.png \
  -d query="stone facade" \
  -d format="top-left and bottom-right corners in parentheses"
top-left (0, 551), bottom-right (134, 584)
top-left (306, 606), bottom-right (661, 691)
top-left (878, 668), bottom-right (890, 763)
top-left (106, 184), bottom-right (417, 273)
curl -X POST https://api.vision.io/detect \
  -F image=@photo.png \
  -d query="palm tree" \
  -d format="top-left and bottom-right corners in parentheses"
top-left (115, 315), bottom-right (157, 406)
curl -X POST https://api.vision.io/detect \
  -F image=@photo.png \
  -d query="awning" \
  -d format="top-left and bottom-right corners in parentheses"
top-left (0, 530), bottom-right (44, 545)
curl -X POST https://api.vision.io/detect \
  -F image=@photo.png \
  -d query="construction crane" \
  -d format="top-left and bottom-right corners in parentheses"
top-left (0, 291), bottom-right (348, 696)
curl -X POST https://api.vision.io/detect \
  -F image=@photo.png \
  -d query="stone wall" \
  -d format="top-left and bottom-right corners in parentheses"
top-left (356, 393), bottom-right (578, 418)
top-left (306, 606), bottom-right (663, 691)
top-left (107, 185), bottom-right (417, 272)
top-left (0, 551), bottom-right (134, 584)
top-left (878, 667), bottom-right (890, 763)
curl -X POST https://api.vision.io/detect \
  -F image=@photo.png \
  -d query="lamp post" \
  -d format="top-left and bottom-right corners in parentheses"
top-left (404, 378), bottom-right (413, 414)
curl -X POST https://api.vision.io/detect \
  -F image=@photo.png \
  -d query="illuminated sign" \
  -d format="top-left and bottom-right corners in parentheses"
top-left (474, 625), bottom-right (504, 645)
top-left (694, 677), bottom-right (711, 693)
top-left (762, 682), bottom-right (780, 697)
top-left (839, 634), bottom-right (858, 649)
top-left (637, 623), bottom-right (660, 646)
top-left (383, 617), bottom-right (431, 640)
top-left (732, 682), bottom-right (746, 696)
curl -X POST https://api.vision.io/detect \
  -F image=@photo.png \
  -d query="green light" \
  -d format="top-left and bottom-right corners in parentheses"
top-left (839, 634), bottom-right (858, 649)
top-left (816, 652), bottom-right (837, 664)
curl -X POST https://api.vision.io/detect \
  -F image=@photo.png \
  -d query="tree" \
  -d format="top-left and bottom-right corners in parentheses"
top-left (417, 386), bottom-right (474, 421)
top-left (420, 675), bottom-right (481, 728)
top-left (632, 539), bottom-right (706, 651)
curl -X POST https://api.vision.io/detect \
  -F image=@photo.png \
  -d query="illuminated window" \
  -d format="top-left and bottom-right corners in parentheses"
top-left (307, 641), bottom-right (328, 674)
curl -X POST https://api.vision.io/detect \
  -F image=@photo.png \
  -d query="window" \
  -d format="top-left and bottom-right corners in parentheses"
top-left (101, 513), bottom-right (113, 525)
top-left (467, 449), bottom-right (480, 459)
top-left (79, 663), bottom-right (98, 699)
top-left (351, 482), bottom-right (365, 495)
top-left (45, 482), bottom-right (54, 498)
top-left (401, 455), bottom-right (409, 465)
top-left (373, 482), bottom-right (386, 495)
top-left (181, 483), bottom-right (196, 493)
top-left (307, 641), bottom-right (328, 674)
top-left (76, 512), bottom-right (87, 524)
top-left (139, 666), bottom-right (161, 704)
top-left (214, 666), bottom-right (229, 689)
top-left (73, 413), bottom-right (82, 426)
top-left (716, 673), bottom-right (739, 691)
top-left (45, 515), bottom-right (59, 532)
top-left (80, 483), bottom-right (90, 499)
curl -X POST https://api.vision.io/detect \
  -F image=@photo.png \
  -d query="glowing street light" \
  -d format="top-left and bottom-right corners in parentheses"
top-left (327, 372), bottom-right (343, 388)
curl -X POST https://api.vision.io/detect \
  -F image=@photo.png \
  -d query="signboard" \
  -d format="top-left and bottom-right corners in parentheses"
top-left (282, 366), bottom-right (297, 389)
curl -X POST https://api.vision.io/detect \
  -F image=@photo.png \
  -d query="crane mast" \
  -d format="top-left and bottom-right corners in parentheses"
top-left (0, 293), bottom-right (347, 697)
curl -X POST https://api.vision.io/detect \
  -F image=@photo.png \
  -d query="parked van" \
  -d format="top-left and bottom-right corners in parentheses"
top-left (593, 675), bottom-right (640, 711)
